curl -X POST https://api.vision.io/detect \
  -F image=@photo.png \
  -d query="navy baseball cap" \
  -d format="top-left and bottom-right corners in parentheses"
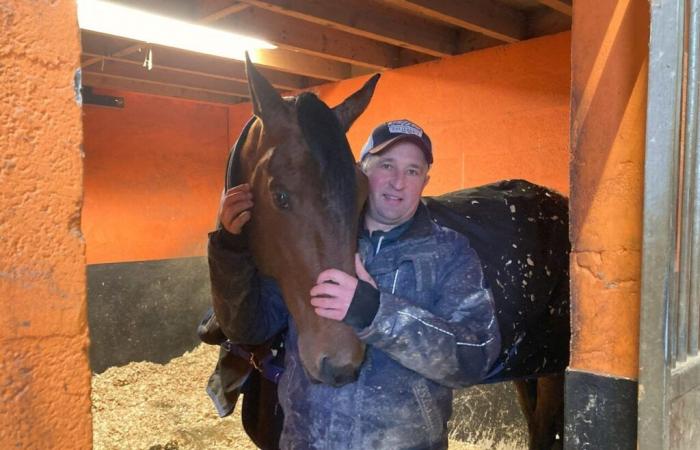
top-left (359, 119), bottom-right (433, 164)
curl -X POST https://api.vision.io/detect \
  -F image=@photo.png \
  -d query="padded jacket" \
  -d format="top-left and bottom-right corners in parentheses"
top-left (207, 203), bottom-right (501, 450)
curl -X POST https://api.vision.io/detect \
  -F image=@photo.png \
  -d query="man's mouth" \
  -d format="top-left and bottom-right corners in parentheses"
top-left (383, 193), bottom-right (402, 202)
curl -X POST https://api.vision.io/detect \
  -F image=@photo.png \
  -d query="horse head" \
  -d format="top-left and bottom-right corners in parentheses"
top-left (236, 55), bottom-right (378, 386)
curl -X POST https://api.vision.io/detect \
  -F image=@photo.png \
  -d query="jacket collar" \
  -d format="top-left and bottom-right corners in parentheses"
top-left (357, 202), bottom-right (435, 276)
top-left (359, 202), bottom-right (434, 243)
top-left (401, 202), bottom-right (434, 240)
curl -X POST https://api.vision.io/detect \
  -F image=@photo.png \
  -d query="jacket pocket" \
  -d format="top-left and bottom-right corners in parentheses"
top-left (411, 378), bottom-right (443, 444)
top-left (405, 254), bottom-right (435, 293)
top-left (392, 256), bottom-right (435, 309)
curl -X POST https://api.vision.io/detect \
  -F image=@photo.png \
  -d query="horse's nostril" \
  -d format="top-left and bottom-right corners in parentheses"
top-left (318, 356), bottom-right (359, 387)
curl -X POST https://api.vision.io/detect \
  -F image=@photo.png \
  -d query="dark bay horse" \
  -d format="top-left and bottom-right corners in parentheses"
top-left (213, 55), bottom-right (569, 449)
top-left (215, 55), bottom-right (377, 387)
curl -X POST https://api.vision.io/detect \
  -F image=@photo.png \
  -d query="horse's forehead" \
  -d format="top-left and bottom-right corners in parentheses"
top-left (246, 120), bottom-right (314, 184)
top-left (268, 146), bottom-right (320, 190)
top-left (244, 93), bottom-right (357, 219)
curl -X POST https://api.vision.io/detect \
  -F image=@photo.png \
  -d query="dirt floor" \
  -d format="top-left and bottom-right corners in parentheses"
top-left (92, 344), bottom-right (515, 450)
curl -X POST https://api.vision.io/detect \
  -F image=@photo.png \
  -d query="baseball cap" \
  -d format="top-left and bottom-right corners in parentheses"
top-left (359, 119), bottom-right (433, 164)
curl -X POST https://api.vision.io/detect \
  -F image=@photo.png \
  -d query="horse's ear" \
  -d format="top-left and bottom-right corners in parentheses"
top-left (333, 74), bottom-right (380, 132)
top-left (245, 52), bottom-right (285, 123)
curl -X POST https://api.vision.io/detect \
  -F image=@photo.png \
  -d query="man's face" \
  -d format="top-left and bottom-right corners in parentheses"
top-left (362, 140), bottom-right (430, 232)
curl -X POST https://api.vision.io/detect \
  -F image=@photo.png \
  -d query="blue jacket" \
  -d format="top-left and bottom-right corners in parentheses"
top-left (208, 203), bottom-right (501, 450)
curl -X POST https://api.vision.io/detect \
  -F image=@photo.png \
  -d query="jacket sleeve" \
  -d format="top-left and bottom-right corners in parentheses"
top-left (208, 228), bottom-right (288, 345)
top-left (355, 234), bottom-right (501, 388)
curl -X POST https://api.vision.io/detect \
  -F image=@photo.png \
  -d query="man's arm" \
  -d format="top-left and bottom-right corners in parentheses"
top-left (311, 234), bottom-right (501, 388)
top-left (208, 185), bottom-right (288, 345)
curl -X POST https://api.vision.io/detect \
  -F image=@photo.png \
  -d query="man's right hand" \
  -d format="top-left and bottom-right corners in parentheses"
top-left (219, 184), bottom-right (254, 235)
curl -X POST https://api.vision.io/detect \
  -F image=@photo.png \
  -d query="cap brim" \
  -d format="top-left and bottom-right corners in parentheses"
top-left (366, 135), bottom-right (432, 164)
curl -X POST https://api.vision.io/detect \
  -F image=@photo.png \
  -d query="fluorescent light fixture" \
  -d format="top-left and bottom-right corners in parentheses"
top-left (77, 0), bottom-right (276, 60)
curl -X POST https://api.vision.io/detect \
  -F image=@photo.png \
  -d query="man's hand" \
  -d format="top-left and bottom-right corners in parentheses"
top-left (219, 184), bottom-right (253, 235)
top-left (354, 254), bottom-right (377, 289)
top-left (310, 254), bottom-right (376, 321)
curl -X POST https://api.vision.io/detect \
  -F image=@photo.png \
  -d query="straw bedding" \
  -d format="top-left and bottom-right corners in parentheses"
top-left (92, 344), bottom-right (496, 450)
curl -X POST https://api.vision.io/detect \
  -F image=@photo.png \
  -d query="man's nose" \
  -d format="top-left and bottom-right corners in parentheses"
top-left (390, 172), bottom-right (405, 189)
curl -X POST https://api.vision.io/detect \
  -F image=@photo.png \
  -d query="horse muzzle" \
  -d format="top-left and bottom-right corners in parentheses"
top-left (315, 355), bottom-right (361, 387)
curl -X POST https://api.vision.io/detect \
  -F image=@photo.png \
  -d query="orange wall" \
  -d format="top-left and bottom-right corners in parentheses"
top-left (83, 32), bottom-right (570, 264)
top-left (569, 0), bottom-right (648, 379)
top-left (316, 32), bottom-right (571, 197)
top-left (83, 94), bottom-right (251, 264)
top-left (0, 1), bottom-right (92, 448)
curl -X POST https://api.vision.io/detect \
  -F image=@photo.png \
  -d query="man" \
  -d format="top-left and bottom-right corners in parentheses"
top-left (209, 119), bottom-right (501, 449)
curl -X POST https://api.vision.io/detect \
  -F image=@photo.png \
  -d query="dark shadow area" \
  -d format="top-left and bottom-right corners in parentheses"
top-left (88, 256), bottom-right (211, 373)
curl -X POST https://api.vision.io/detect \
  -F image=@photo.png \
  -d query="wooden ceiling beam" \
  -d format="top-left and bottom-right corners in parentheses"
top-left (82, 59), bottom-right (252, 98)
top-left (237, 0), bottom-right (459, 57)
top-left (81, 53), bottom-right (264, 95)
top-left (82, 4), bottom-right (388, 79)
top-left (247, 48), bottom-right (352, 81)
top-left (81, 72), bottom-right (244, 105)
top-left (218, 7), bottom-right (431, 69)
top-left (537, 0), bottom-right (573, 17)
top-left (81, 31), bottom-right (315, 90)
top-left (527, 8), bottom-right (572, 38)
top-left (195, 0), bottom-right (251, 23)
top-left (81, 30), bottom-right (348, 83)
top-left (82, 1), bottom-right (251, 68)
top-left (109, 0), bottom-right (196, 19)
top-left (82, 45), bottom-right (348, 83)
top-left (383, 0), bottom-right (527, 43)
top-left (454, 29), bottom-right (506, 54)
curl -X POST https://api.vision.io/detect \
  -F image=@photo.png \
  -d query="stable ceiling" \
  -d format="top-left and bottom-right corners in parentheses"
top-left (80, 0), bottom-right (572, 105)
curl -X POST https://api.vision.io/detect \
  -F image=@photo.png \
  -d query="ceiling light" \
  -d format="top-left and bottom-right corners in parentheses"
top-left (77, 0), bottom-right (276, 60)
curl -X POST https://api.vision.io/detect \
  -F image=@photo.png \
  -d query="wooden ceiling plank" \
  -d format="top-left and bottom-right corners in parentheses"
top-left (83, 44), bottom-right (138, 68)
top-left (454, 29), bottom-right (506, 54)
top-left (248, 48), bottom-right (351, 81)
top-left (82, 50), bottom-right (304, 91)
top-left (108, 0), bottom-right (195, 19)
top-left (81, 32), bottom-right (310, 90)
top-left (537, 0), bottom-right (573, 17)
top-left (83, 5), bottom-right (386, 76)
top-left (81, 29), bottom-right (339, 85)
top-left (384, 0), bottom-right (527, 43)
top-left (218, 8), bottom-right (418, 69)
top-left (82, 1), bottom-right (254, 67)
top-left (527, 8), bottom-right (572, 38)
top-left (237, 0), bottom-right (458, 57)
top-left (197, 1), bottom-right (251, 23)
top-left (82, 60), bottom-right (251, 97)
top-left (81, 72), bottom-right (244, 105)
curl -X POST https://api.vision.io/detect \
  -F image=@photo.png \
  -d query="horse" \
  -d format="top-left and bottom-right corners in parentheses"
top-left (209, 55), bottom-right (569, 450)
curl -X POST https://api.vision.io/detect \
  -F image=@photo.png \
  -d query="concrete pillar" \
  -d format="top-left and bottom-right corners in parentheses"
top-left (566, 0), bottom-right (649, 448)
top-left (0, 1), bottom-right (91, 448)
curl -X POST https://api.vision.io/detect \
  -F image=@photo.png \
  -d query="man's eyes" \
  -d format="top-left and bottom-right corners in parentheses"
top-left (378, 163), bottom-right (422, 176)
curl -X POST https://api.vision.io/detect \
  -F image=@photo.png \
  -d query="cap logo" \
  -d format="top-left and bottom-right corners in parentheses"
top-left (387, 120), bottom-right (423, 137)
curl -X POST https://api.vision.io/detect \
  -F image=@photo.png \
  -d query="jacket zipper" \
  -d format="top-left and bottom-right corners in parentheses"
top-left (391, 269), bottom-right (400, 294)
top-left (375, 235), bottom-right (384, 255)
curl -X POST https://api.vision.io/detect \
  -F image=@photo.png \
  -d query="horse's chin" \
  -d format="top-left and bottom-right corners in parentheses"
top-left (298, 341), bottom-right (364, 387)
top-left (295, 319), bottom-right (365, 387)
top-left (305, 359), bottom-right (359, 387)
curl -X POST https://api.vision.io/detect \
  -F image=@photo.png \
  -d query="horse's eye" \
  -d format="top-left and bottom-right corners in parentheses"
top-left (273, 190), bottom-right (290, 209)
